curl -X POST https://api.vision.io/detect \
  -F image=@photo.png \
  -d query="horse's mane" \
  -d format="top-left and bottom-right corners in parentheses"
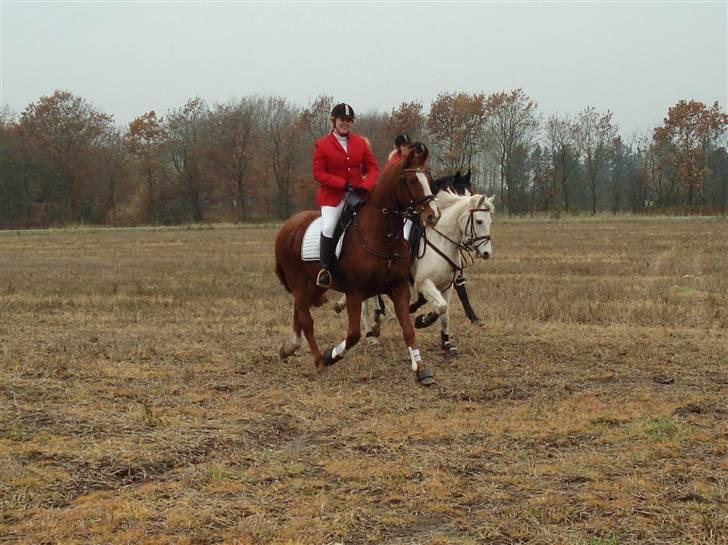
top-left (436, 191), bottom-right (497, 213)
top-left (435, 190), bottom-right (469, 210)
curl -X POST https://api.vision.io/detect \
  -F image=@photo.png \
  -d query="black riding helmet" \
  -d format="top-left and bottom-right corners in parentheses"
top-left (331, 103), bottom-right (355, 119)
top-left (394, 133), bottom-right (411, 147)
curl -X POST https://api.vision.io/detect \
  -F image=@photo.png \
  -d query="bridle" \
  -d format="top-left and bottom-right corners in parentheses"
top-left (421, 205), bottom-right (492, 287)
top-left (463, 207), bottom-right (492, 253)
top-left (352, 166), bottom-right (436, 281)
top-left (398, 168), bottom-right (436, 220)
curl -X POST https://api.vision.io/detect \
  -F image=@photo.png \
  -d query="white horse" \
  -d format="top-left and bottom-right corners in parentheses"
top-left (336, 191), bottom-right (495, 354)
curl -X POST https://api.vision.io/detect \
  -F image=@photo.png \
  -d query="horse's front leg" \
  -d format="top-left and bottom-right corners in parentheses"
top-left (413, 278), bottom-right (449, 329)
top-left (322, 292), bottom-right (363, 366)
top-left (391, 284), bottom-right (435, 386)
top-left (439, 286), bottom-right (457, 356)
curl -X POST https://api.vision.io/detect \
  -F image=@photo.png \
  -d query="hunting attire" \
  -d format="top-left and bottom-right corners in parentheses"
top-left (383, 133), bottom-right (412, 171)
top-left (313, 103), bottom-right (380, 288)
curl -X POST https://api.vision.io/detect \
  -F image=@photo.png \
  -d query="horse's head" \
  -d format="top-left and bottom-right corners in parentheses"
top-left (453, 170), bottom-right (473, 196)
top-left (397, 145), bottom-right (440, 227)
top-left (460, 194), bottom-right (495, 259)
top-left (432, 169), bottom-right (473, 197)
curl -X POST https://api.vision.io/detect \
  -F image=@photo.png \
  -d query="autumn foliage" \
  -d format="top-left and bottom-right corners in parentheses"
top-left (1, 90), bottom-right (727, 228)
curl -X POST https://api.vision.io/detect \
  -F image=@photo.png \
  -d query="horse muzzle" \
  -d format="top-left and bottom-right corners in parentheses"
top-left (421, 202), bottom-right (440, 227)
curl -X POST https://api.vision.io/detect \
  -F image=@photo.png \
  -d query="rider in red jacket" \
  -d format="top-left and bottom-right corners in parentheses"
top-left (383, 132), bottom-right (412, 171)
top-left (312, 103), bottom-right (379, 288)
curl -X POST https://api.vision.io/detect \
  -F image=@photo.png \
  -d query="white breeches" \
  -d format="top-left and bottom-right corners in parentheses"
top-left (321, 201), bottom-right (345, 238)
top-left (403, 219), bottom-right (413, 241)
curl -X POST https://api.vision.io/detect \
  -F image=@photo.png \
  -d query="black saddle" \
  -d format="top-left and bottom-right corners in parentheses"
top-left (331, 190), bottom-right (365, 252)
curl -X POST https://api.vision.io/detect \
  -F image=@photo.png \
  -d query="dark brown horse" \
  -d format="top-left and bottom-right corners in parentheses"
top-left (274, 150), bottom-right (440, 384)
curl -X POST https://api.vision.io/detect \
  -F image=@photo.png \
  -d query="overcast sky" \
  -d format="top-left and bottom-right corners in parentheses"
top-left (1, 1), bottom-right (726, 137)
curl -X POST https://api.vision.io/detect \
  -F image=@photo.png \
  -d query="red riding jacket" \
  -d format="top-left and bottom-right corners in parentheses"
top-left (312, 132), bottom-right (380, 206)
top-left (383, 149), bottom-right (403, 172)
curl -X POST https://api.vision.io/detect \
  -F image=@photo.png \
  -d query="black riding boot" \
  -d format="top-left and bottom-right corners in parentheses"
top-left (316, 235), bottom-right (335, 288)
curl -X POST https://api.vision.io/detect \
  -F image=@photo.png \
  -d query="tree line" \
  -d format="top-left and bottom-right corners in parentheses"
top-left (1, 90), bottom-right (727, 228)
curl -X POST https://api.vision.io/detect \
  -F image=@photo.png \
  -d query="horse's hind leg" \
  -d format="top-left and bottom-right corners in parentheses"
top-left (321, 292), bottom-right (363, 366)
top-left (333, 294), bottom-right (347, 314)
top-left (279, 306), bottom-right (303, 360)
top-left (294, 301), bottom-right (326, 370)
top-left (362, 296), bottom-right (383, 344)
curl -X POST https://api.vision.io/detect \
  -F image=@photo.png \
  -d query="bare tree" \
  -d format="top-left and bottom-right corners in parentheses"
top-left (545, 114), bottom-right (580, 213)
top-left (574, 107), bottom-right (618, 215)
top-left (125, 111), bottom-right (165, 222)
top-left (209, 97), bottom-right (262, 221)
top-left (261, 97), bottom-right (304, 218)
top-left (163, 97), bottom-right (214, 221)
top-left (484, 89), bottom-right (539, 216)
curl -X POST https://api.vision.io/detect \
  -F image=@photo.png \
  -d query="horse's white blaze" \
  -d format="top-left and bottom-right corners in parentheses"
top-left (408, 346), bottom-right (422, 371)
top-left (416, 172), bottom-right (440, 219)
top-left (332, 340), bottom-right (346, 359)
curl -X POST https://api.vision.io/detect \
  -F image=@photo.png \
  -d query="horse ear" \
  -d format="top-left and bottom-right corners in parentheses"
top-left (403, 149), bottom-right (415, 168)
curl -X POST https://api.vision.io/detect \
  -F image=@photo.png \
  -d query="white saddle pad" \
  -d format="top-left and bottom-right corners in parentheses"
top-left (301, 217), bottom-right (347, 262)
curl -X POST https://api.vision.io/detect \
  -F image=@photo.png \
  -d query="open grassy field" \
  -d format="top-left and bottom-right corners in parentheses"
top-left (1, 217), bottom-right (727, 545)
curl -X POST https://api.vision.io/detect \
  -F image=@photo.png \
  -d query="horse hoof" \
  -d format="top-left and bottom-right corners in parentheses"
top-left (314, 356), bottom-right (327, 372)
top-left (367, 336), bottom-right (380, 346)
top-left (322, 347), bottom-right (343, 367)
top-left (443, 346), bottom-right (458, 357)
top-left (279, 343), bottom-right (293, 361)
top-left (416, 367), bottom-right (435, 386)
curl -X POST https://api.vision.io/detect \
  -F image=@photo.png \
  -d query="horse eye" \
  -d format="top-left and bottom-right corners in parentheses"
top-left (476, 220), bottom-right (484, 225)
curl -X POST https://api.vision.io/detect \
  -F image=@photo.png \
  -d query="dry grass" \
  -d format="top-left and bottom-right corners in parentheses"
top-left (1, 217), bottom-right (726, 545)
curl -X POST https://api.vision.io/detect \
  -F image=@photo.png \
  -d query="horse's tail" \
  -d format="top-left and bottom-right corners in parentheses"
top-left (275, 262), bottom-right (291, 293)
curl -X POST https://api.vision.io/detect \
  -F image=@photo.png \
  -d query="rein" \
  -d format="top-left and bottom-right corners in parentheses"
top-left (351, 167), bottom-right (434, 283)
top-left (423, 207), bottom-right (492, 288)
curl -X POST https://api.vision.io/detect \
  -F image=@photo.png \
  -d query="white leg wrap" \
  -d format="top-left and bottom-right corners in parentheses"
top-left (332, 340), bottom-right (346, 359)
top-left (408, 346), bottom-right (422, 371)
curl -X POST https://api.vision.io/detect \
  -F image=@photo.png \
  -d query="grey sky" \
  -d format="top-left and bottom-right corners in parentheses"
top-left (1, 1), bottom-right (726, 137)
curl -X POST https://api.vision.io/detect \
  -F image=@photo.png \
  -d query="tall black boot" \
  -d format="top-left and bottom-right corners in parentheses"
top-left (316, 235), bottom-right (335, 288)
top-left (454, 272), bottom-right (480, 323)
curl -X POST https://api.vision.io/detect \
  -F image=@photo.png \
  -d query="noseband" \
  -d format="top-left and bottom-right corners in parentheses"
top-left (463, 208), bottom-right (492, 252)
top-left (400, 168), bottom-right (436, 217)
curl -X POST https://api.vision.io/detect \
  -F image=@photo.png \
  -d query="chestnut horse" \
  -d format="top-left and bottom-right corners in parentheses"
top-left (274, 151), bottom-right (440, 384)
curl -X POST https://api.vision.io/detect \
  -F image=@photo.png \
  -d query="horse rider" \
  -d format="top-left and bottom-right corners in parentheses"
top-left (383, 132), bottom-right (413, 171)
top-left (312, 103), bottom-right (380, 288)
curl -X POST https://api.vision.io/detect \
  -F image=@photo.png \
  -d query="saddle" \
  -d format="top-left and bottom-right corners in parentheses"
top-left (408, 220), bottom-right (425, 260)
top-left (301, 191), bottom-right (366, 262)
top-left (334, 190), bottom-right (365, 243)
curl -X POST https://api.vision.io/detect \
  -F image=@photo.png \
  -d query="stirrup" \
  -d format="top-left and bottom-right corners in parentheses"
top-left (316, 268), bottom-right (331, 288)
